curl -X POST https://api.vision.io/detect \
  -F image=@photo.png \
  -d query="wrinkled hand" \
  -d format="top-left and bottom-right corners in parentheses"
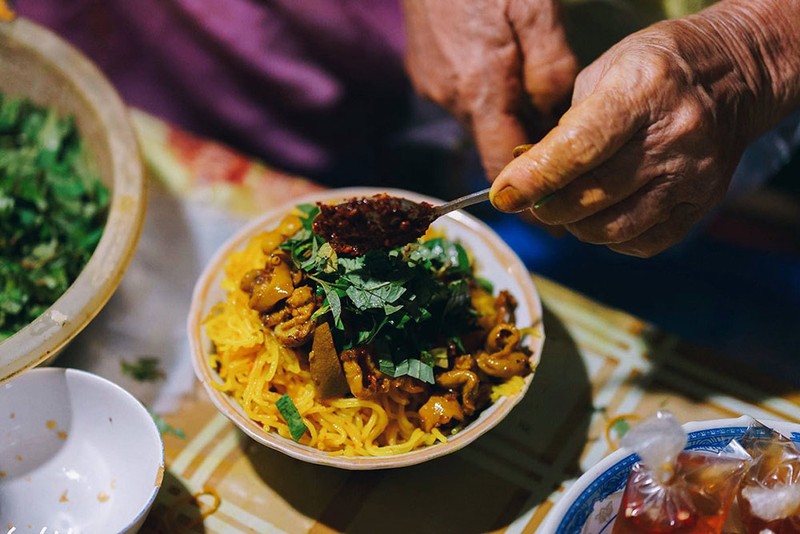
top-left (402, 0), bottom-right (578, 179)
top-left (490, 0), bottom-right (800, 257)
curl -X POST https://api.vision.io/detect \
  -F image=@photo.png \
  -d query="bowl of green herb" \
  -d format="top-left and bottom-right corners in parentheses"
top-left (0, 18), bottom-right (145, 382)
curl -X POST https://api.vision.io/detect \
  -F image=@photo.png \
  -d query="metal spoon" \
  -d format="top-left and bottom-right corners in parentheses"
top-left (430, 187), bottom-right (491, 218)
top-left (428, 142), bottom-right (544, 218)
top-left (401, 142), bottom-right (542, 221)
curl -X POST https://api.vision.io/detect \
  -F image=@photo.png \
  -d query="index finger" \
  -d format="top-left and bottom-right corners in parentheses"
top-left (490, 89), bottom-right (647, 212)
top-left (472, 108), bottom-right (531, 181)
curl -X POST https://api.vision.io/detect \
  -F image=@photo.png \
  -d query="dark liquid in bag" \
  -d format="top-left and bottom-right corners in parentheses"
top-left (613, 450), bottom-right (748, 534)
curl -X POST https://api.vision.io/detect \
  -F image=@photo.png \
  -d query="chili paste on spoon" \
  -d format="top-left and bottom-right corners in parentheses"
top-left (312, 194), bottom-right (435, 256)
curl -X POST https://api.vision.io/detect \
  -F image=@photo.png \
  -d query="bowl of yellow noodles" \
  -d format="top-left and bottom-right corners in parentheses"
top-left (188, 187), bottom-right (544, 469)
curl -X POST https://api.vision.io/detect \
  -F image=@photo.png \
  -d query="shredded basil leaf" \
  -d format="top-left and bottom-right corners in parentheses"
top-left (150, 411), bottom-right (186, 439)
top-left (121, 357), bottom-right (165, 382)
top-left (611, 418), bottom-right (631, 439)
top-left (475, 277), bottom-right (494, 293)
top-left (276, 393), bottom-right (307, 441)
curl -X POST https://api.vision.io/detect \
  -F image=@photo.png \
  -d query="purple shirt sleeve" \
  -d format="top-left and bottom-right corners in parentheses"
top-left (19, 0), bottom-right (410, 182)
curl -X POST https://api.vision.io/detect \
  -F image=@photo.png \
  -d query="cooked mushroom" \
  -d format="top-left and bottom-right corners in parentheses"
top-left (241, 254), bottom-right (295, 312)
top-left (477, 351), bottom-right (529, 378)
top-left (436, 369), bottom-right (480, 415)
top-left (340, 346), bottom-right (394, 399)
top-left (273, 285), bottom-right (317, 347)
top-left (476, 323), bottom-right (530, 378)
top-left (418, 394), bottom-right (464, 432)
top-left (493, 290), bottom-right (517, 325)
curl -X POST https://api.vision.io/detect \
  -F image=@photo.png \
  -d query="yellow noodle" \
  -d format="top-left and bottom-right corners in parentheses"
top-left (430, 428), bottom-right (448, 443)
top-left (387, 387), bottom-right (411, 406)
top-left (303, 415), bottom-right (319, 447)
top-left (490, 375), bottom-right (526, 402)
top-left (384, 422), bottom-right (400, 446)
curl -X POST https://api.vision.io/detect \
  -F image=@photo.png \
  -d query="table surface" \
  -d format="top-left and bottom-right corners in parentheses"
top-left (55, 110), bottom-right (800, 534)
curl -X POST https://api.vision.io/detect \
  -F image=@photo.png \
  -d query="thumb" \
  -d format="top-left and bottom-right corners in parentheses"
top-left (490, 89), bottom-right (646, 212)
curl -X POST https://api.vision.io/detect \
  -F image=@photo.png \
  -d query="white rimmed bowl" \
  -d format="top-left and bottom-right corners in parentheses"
top-left (0, 367), bottom-right (164, 533)
top-left (541, 415), bottom-right (800, 534)
top-left (0, 17), bottom-right (146, 383)
top-left (188, 187), bottom-right (545, 469)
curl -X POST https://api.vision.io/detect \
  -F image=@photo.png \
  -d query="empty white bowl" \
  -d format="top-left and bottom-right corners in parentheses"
top-left (0, 368), bottom-right (164, 533)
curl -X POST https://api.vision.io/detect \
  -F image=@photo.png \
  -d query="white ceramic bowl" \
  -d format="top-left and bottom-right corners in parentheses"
top-left (188, 187), bottom-right (545, 469)
top-left (0, 18), bottom-right (146, 383)
top-left (0, 368), bottom-right (164, 533)
top-left (541, 415), bottom-right (800, 534)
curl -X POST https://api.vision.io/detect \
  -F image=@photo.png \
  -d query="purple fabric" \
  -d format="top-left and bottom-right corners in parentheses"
top-left (19, 0), bottom-right (410, 182)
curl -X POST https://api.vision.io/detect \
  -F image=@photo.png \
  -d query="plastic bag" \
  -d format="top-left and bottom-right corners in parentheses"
top-left (736, 420), bottom-right (800, 533)
top-left (612, 412), bottom-right (750, 533)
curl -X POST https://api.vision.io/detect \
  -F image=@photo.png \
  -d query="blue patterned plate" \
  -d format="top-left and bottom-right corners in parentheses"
top-left (540, 416), bottom-right (800, 534)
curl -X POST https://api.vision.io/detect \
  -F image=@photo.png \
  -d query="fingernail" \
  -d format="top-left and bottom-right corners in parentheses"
top-left (491, 185), bottom-right (528, 213)
top-left (512, 144), bottom-right (534, 158)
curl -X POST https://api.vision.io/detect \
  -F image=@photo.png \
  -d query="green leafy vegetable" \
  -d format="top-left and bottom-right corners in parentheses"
top-left (379, 358), bottom-right (435, 384)
top-left (276, 393), bottom-right (307, 441)
top-left (150, 411), bottom-right (186, 439)
top-left (475, 277), bottom-right (494, 293)
top-left (121, 357), bottom-right (165, 382)
top-left (610, 418), bottom-right (631, 439)
top-left (0, 94), bottom-right (109, 340)
top-left (280, 205), bottom-right (481, 384)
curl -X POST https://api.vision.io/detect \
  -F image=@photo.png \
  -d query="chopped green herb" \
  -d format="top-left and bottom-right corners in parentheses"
top-left (121, 357), bottom-right (165, 382)
top-left (475, 277), bottom-right (494, 293)
top-left (610, 418), bottom-right (631, 439)
top-left (0, 94), bottom-right (109, 340)
top-left (280, 205), bottom-right (482, 385)
top-left (276, 393), bottom-right (307, 441)
top-left (150, 411), bottom-right (186, 439)
top-left (379, 358), bottom-right (435, 384)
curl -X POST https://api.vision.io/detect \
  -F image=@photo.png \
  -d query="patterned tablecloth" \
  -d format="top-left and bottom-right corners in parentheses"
top-left (58, 110), bottom-right (800, 534)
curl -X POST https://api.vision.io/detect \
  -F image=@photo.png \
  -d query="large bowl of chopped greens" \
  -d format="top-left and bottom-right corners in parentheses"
top-left (188, 187), bottom-right (545, 469)
top-left (0, 18), bottom-right (145, 382)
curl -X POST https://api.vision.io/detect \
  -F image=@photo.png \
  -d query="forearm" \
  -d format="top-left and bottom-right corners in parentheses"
top-left (689, 0), bottom-right (800, 139)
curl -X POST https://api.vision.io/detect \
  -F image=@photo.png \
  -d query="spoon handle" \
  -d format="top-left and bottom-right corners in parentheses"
top-left (431, 144), bottom-right (534, 218)
top-left (433, 187), bottom-right (491, 217)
